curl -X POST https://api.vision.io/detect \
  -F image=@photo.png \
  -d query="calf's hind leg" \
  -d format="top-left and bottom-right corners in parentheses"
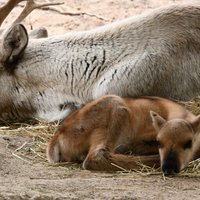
top-left (83, 140), bottom-right (160, 171)
top-left (82, 107), bottom-right (160, 171)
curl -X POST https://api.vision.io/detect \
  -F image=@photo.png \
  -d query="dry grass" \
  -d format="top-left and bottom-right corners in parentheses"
top-left (0, 120), bottom-right (58, 163)
top-left (0, 98), bottom-right (200, 177)
top-left (179, 96), bottom-right (200, 115)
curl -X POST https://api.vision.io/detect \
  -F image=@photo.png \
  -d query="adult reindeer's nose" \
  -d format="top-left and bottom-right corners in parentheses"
top-left (162, 151), bottom-right (180, 175)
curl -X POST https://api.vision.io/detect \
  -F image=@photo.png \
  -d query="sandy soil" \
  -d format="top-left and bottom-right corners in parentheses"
top-left (0, 0), bottom-right (200, 199)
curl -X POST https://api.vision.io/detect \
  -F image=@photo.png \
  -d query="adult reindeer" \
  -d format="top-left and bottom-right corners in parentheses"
top-left (0, 1), bottom-right (200, 122)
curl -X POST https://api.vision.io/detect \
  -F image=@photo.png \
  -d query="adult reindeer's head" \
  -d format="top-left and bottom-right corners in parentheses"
top-left (0, 0), bottom-right (62, 121)
top-left (0, 0), bottom-right (61, 71)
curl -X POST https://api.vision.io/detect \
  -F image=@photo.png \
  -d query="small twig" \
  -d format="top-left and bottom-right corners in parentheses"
top-left (30, 177), bottom-right (52, 180)
top-left (30, 147), bottom-right (47, 160)
top-left (19, 125), bottom-right (49, 130)
top-left (0, 126), bottom-right (10, 130)
top-left (14, 141), bottom-right (28, 152)
top-left (6, 140), bottom-right (30, 163)
top-left (111, 163), bottom-right (128, 172)
top-left (12, 152), bottom-right (30, 163)
top-left (17, 1), bottom-right (64, 8)
top-left (47, 161), bottom-right (77, 167)
top-left (189, 158), bottom-right (200, 163)
top-left (162, 173), bottom-right (166, 181)
top-left (43, 7), bottom-right (109, 22)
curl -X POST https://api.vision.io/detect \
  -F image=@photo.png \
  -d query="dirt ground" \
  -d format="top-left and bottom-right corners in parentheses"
top-left (0, 0), bottom-right (200, 199)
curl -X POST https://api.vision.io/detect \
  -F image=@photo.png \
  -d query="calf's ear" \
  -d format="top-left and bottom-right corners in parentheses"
top-left (2, 24), bottom-right (28, 63)
top-left (150, 111), bottom-right (166, 132)
top-left (190, 115), bottom-right (200, 133)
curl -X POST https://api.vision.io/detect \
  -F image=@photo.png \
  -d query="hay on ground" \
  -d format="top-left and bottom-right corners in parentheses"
top-left (0, 98), bottom-right (200, 177)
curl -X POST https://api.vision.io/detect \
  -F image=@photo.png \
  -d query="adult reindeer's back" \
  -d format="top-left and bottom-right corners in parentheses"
top-left (0, 2), bottom-right (200, 121)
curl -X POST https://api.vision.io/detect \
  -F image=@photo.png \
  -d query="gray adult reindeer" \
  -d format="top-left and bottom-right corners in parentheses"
top-left (0, 0), bottom-right (200, 121)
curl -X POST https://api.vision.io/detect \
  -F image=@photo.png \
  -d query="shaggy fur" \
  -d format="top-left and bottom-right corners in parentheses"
top-left (0, 4), bottom-right (200, 121)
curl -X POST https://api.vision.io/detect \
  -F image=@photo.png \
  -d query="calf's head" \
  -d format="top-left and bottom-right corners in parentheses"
top-left (150, 111), bottom-right (200, 175)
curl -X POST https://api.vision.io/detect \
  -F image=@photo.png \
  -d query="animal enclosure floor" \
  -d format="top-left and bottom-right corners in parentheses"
top-left (0, 0), bottom-right (199, 199)
top-left (0, 135), bottom-right (200, 200)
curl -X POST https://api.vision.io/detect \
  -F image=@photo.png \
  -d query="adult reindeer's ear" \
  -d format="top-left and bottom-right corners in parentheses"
top-left (2, 24), bottom-right (28, 63)
top-left (150, 111), bottom-right (166, 132)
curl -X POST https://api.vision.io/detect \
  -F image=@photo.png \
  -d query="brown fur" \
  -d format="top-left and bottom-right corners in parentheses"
top-left (47, 95), bottom-right (200, 174)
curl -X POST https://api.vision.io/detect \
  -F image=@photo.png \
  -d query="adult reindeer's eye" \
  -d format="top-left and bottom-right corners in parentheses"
top-left (184, 140), bottom-right (192, 150)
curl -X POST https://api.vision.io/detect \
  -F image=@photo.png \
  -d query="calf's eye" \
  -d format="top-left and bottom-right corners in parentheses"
top-left (143, 140), bottom-right (158, 147)
top-left (184, 140), bottom-right (192, 150)
top-left (157, 140), bottom-right (162, 148)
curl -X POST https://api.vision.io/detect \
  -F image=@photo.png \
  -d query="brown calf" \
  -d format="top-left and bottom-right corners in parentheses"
top-left (47, 95), bottom-right (200, 174)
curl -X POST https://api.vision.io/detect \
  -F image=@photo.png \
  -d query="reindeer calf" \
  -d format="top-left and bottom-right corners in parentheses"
top-left (47, 95), bottom-right (200, 174)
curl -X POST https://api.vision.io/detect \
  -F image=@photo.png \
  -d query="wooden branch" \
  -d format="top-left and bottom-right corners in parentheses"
top-left (42, 7), bottom-right (109, 22)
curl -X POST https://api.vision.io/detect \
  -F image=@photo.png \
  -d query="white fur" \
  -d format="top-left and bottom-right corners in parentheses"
top-left (0, 4), bottom-right (200, 121)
